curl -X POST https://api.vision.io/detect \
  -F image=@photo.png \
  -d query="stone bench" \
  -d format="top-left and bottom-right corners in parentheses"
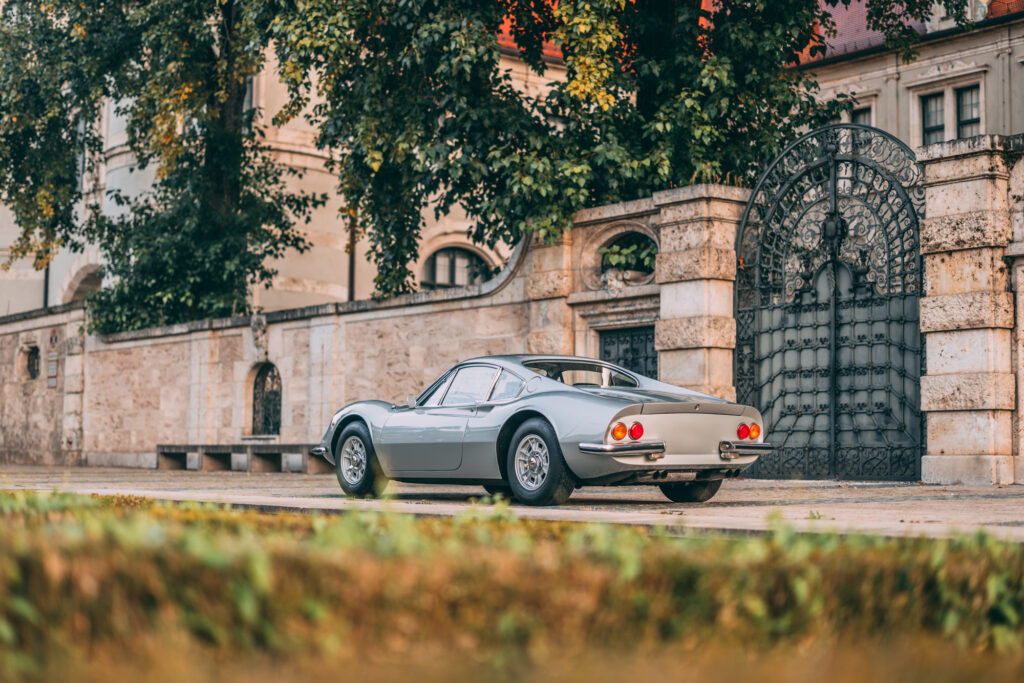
top-left (155, 443), bottom-right (332, 474)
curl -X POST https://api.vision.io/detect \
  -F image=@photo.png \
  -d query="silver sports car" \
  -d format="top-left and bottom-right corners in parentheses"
top-left (311, 355), bottom-right (772, 505)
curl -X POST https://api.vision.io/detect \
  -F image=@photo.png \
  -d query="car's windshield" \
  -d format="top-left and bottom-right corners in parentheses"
top-left (523, 360), bottom-right (638, 388)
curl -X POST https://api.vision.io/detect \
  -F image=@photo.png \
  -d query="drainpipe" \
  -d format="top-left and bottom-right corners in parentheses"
top-left (42, 263), bottom-right (49, 309)
top-left (347, 210), bottom-right (356, 302)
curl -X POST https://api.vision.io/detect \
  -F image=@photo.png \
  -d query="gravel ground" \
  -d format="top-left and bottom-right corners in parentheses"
top-left (2, 465), bottom-right (1024, 540)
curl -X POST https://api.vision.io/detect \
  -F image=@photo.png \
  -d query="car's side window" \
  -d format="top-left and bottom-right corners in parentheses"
top-left (419, 372), bottom-right (453, 407)
top-left (488, 370), bottom-right (524, 402)
top-left (441, 365), bottom-right (499, 406)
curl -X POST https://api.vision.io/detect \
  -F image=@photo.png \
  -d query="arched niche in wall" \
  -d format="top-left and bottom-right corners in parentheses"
top-left (578, 221), bottom-right (659, 291)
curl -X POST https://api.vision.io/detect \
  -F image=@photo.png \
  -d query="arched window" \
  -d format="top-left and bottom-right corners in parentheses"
top-left (252, 363), bottom-right (282, 435)
top-left (421, 247), bottom-right (492, 290)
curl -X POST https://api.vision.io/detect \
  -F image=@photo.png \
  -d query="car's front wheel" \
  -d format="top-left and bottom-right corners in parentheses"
top-left (335, 422), bottom-right (387, 498)
top-left (506, 418), bottom-right (575, 506)
top-left (659, 479), bottom-right (722, 503)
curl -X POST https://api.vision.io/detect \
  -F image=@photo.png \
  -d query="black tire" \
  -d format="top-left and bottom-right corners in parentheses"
top-left (334, 422), bottom-right (387, 498)
top-left (483, 484), bottom-right (511, 497)
top-left (659, 479), bottom-right (722, 503)
top-left (506, 418), bottom-right (575, 506)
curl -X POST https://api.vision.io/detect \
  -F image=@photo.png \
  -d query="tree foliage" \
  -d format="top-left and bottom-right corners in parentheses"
top-left (0, 0), bottom-right (323, 331)
top-left (272, 0), bottom-right (968, 297)
top-left (0, 0), bottom-right (974, 313)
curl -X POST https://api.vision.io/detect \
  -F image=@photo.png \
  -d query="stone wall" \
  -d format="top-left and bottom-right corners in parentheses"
top-left (0, 304), bottom-right (85, 465)
top-left (1, 155), bottom-right (1023, 484)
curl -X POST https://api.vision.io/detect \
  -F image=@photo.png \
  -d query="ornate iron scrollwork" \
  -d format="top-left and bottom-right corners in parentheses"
top-left (735, 124), bottom-right (924, 481)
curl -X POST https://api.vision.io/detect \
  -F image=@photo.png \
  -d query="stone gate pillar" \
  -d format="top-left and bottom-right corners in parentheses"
top-left (653, 185), bottom-right (750, 401)
top-left (918, 137), bottom-right (1016, 485)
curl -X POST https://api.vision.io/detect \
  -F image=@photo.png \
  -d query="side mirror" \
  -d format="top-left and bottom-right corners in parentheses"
top-left (407, 394), bottom-right (417, 409)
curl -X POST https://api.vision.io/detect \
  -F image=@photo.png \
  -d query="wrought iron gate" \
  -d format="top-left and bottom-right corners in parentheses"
top-left (735, 124), bottom-right (925, 480)
top-left (600, 326), bottom-right (657, 379)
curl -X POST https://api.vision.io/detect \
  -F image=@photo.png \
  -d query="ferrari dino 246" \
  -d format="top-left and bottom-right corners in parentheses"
top-left (311, 355), bottom-right (772, 505)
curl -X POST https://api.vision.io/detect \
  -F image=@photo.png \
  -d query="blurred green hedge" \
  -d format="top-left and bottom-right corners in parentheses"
top-left (1, 490), bottom-right (1023, 679)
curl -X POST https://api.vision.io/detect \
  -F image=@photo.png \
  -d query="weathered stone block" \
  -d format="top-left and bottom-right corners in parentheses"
top-left (526, 330), bottom-right (571, 355)
top-left (925, 177), bottom-right (1008, 219)
top-left (925, 329), bottom-right (1011, 375)
top-left (660, 280), bottom-right (734, 319)
top-left (658, 348), bottom-right (734, 390)
top-left (920, 372), bottom-right (1015, 411)
top-left (921, 454), bottom-right (1014, 485)
top-left (919, 210), bottom-right (1011, 254)
top-left (655, 316), bottom-right (736, 351)
top-left (920, 291), bottom-right (1014, 332)
top-left (658, 219), bottom-right (738, 252)
top-left (926, 410), bottom-right (1012, 456)
top-left (655, 248), bottom-right (735, 284)
top-left (526, 270), bottom-right (571, 300)
top-left (924, 248), bottom-right (1008, 296)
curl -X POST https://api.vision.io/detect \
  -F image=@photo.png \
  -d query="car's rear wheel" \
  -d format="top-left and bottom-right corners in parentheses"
top-left (335, 422), bottom-right (387, 498)
top-left (506, 418), bottom-right (574, 506)
top-left (659, 479), bottom-right (722, 503)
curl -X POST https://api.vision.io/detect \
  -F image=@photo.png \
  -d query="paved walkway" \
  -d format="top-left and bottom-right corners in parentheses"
top-left (2, 465), bottom-right (1024, 540)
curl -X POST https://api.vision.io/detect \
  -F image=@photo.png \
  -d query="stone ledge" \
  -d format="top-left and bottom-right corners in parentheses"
top-left (655, 316), bottom-right (736, 350)
top-left (655, 248), bottom-right (735, 284)
top-left (920, 372), bottom-right (1016, 411)
top-left (921, 454), bottom-right (1014, 486)
top-left (920, 291), bottom-right (1014, 332)
top-left (920, 210), bottom-right (1011, 254)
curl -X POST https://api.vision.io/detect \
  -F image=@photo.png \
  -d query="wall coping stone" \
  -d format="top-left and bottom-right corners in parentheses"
top-left (652, 184), bottom-right (751, 206)
top-left (0, 301), bottom-right (84, 327)
top-left (916, 133), bottom-right (1024, 162)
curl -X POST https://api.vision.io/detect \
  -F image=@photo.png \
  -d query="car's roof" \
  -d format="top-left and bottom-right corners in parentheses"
top-left (459, 354), bottom-right (632, 373)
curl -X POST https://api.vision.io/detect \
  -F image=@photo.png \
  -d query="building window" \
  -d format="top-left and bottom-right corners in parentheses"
top-left (252, 363), bottom-right (282, 435)
top-left (25, 347), bottom-right (39, 380)
top-left (421, 247), bottom-right (492, 290)
top-left (921, 93), bottom-right (945, 145)
top-left (956, 85), bottom-right (981, 139)
top-left (851, 106), bottom-right (872, 126)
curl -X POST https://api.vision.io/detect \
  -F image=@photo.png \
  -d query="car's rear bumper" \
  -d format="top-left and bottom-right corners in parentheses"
top-left (578, 441), bottom-right (666, 458)
top-left (568, 440), bottom-right (773, 483)
top-left (718, 440), bottom-right (774, 459)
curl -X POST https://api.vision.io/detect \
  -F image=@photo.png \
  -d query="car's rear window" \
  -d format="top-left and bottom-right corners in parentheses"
top-left (523, 361), bottom-right (638, 388)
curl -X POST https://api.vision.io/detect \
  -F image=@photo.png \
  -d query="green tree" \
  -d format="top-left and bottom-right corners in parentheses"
top-left (272, 0), bottom-right (967, 297)
top-left (0, 0), bottom-right (323, 332)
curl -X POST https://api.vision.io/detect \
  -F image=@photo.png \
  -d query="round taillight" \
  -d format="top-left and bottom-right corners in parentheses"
top-left (737, 423), bottom-right (750, 440)
top-left (628, 422), bottom-right (644, 440)
top-left (749, 423), bottom-right (761, 439)
top-left (611, 423), bottom-right (628, 440)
